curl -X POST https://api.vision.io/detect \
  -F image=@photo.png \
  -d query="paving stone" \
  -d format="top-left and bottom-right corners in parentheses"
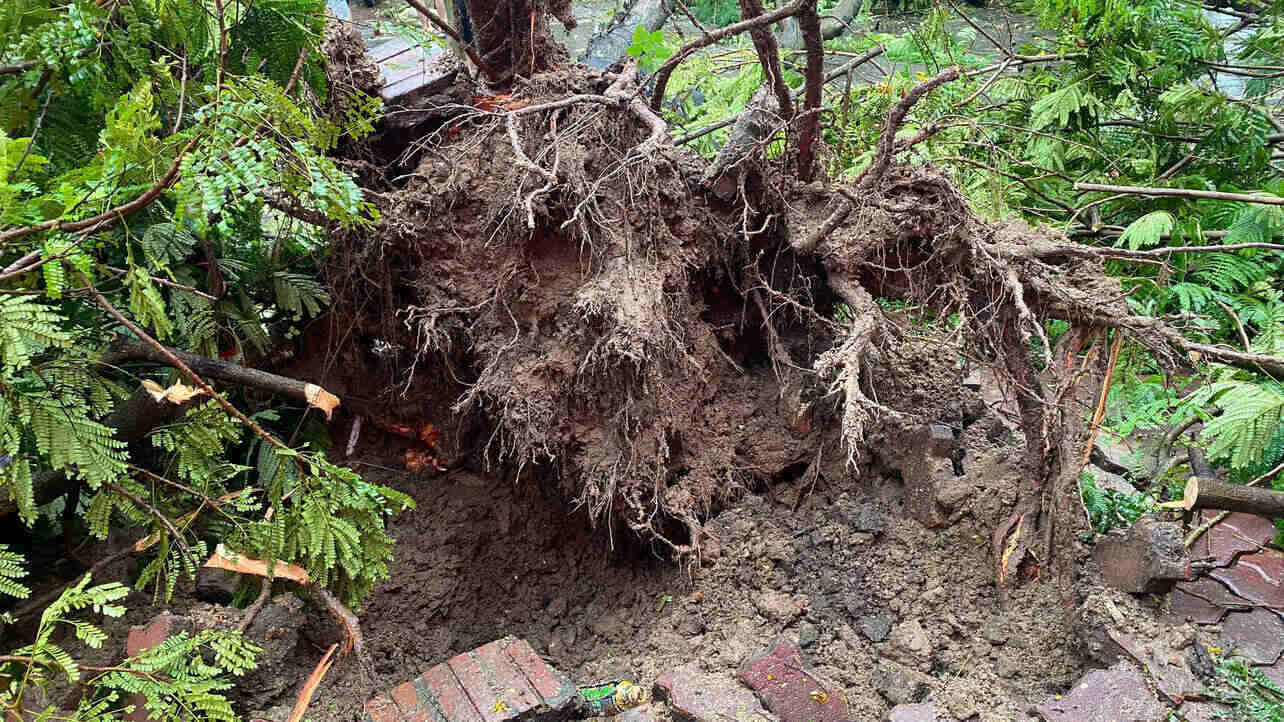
top-left (1171, 577), bottom-right (1248, 624)
top-left (737, 640), bottom-right (848, 722)
top-left (365, 637), bottom-right (575, 722)
top-left (1196, 512), bottom-right (1278, 567)
top-left (1107, 630), bottom-right (1204, 704)
top-left (1178, 701), bottom-right (1232, 722)
top-left (888, 702), bottom-right (936, 722)
top-left (1034, 662), bottom-right (1166, 722)
top-left (654, 664), bottom-right (776, 722)
top-left (1220, 609), bottom-right (1284, 665)
top-left (1093, 516), bottom-right (1190, 594)
top-left (1208, 550), bottom-right (1284, 611)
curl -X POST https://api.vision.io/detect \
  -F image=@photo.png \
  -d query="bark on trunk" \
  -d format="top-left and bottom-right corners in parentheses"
top-left (1178, 476), bottom-right (1284, 518)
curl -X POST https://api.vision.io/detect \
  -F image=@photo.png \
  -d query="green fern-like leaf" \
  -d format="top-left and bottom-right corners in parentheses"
top-left (1118, 211), bottom-right (1174, 250)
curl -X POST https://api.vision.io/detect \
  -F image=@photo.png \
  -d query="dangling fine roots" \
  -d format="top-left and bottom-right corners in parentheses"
top-left (324, 5), bottom-right (1281, 587)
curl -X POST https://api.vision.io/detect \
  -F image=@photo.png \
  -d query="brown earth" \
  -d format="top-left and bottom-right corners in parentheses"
top-left (241, 387), bottom-right (1091, 721)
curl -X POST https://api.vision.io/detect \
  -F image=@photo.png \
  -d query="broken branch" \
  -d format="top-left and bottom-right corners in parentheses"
top-left (1075, 182), bottom-right (1284, 206)
top-left (651, 0), bottom-right (809, 112)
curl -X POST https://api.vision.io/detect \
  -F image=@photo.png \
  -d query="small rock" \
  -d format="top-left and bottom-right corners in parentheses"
top-left (934, 480), bottom-right (972, 511)
top-left (754, 591), bottom-right (802, 621)
top-left (1092, 515), bottom-right (1190, 594)
top-left (927, 424), bottom-right (954, 458)
top-left (859, 614), bottom-right (892, 642)
top-left (889, 702), bottom-right (936, 722)
top-left (654, 665), bottom-right (775, 722)
top-left (982, 619), bottom-right (1009, 646)
top-left (872, 661), bottom-right (933, 706)
top-left (797, 622), bottom-right (819, 649)
top-left (889, 620), bottom-right (933, 662)
top-left (677, 616), bottom-right (706, 637)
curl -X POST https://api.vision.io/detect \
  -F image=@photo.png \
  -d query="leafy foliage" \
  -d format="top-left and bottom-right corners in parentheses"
top-left (1, 0), bottom-right (399, 713)
top-left (1079, 471), bottom-right (1154, 535)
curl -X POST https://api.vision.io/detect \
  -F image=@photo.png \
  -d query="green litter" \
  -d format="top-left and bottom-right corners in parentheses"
top-left (578, 680), bottom-right (647, 715)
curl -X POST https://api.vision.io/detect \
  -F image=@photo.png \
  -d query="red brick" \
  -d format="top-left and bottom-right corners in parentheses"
top-left (126, 615), bottom-right (177, 657)
top-left (504, 638), bottom-right (577, 710)
top-left (655, 665), bottom-right (773, 722)
top-left (425, 660), bottom-right (485, 722)
top-left (452, 650), bottom-right (513, 722)
top-left (391, 680), bottom-right (430, 722)
top-left (737, 640), bottom-right (847, 722)
top-left (367, 695), bottom-right (402, 722)
top-left (476, 640), bottom-right (541, 716)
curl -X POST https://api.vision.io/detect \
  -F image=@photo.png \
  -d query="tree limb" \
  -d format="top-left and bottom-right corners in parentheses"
top-left (103, 338), bottom-right (333, 407)
top-left (739, 0), bottom-right (794, 119)
top-left (1075, 182), bottom-right (1284, 206)
top-left (651, 0), bottom-right (809, 113)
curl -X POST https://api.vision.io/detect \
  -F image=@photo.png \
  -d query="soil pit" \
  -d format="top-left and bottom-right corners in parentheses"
top-left (286, 410), bottom-right (1089, 722)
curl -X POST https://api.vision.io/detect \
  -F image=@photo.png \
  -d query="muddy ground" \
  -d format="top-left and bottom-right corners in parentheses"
top-left (244, 385), bottom-right (1093, 722)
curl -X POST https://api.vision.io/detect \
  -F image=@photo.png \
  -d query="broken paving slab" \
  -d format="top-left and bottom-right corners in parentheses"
top-left (365, 637), bottom-right (576, 722)
top-left (1171, 577), bottom-right (1250, 624)
top-left (654, 664), bottom-right (777, 722)
top-left (1034, 662), bottom-right (1167, 722)
top-left (1107, 629), bottom-right (1205, 705)
top-left (737, 639), bottom-right (848, 722)
top-left (1219, 609), bottom-right (1284, 665)
top-left (1207, 548), bottom-right (1284, 609)
top-left (1193, 511), bottom-right (1278, 567)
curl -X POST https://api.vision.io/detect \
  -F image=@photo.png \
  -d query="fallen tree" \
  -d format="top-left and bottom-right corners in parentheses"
top-left (318, 0), bottom-right (1284, 593)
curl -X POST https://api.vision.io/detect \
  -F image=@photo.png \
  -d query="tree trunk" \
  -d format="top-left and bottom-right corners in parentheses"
top-left (1177, 476), bottom-right (1284, 518)
top-left (463, 0), bottom-right (570, 87)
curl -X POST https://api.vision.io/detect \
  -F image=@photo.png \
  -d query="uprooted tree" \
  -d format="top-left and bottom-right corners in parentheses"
top-left (325, 0), bottom-right (1284, 589)
top-left (4, 0), bottom-right (1284, 715)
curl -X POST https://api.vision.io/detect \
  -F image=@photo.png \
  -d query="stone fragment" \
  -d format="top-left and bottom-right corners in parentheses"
top-left (754, 591), bottom-right (803, 621)
top-left (737, 640), bottom-right (847, 722)
top-left (1170, 577), bottom-right (1248, 625)
top-left (1178, 701), bottom-right (1232, 722)
top-left (1107, 630), bottom-right (1203, 704)
top-left (365, 637), bottom-right (576, 722)
top-left (1194, 512), bottom-right (1278, 567)
top-left (1034, 662), bottom-right (1166, 722)
top-left (1220, 610), bottom-right (1284, 665)
top-left (889, 702), bottom-right (936, 722)
top-left (1208, 549), bottom-right (1284, 609)
top-left (859, 614), bottom-right (892, 642)
top-left (888, 620), bottom-right (933, 663)
top-left (927, 424), bottom-right (954, 458)
top-left (1092, 515), bottom-right (1190, 593)
top-left (871, 661), bottom-right (933, 706)
top-left (654, 664), bottom-right (775, 722)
